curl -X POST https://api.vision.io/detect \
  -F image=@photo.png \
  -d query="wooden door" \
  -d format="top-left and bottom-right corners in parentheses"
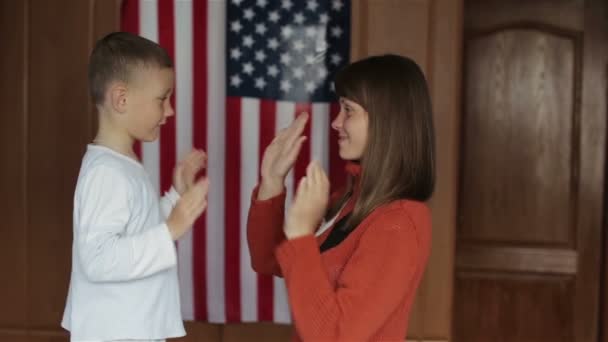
top-left (454, 0), bottom-right (607, 341)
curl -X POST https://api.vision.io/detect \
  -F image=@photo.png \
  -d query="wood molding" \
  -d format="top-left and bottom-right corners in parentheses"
top-left (457, 245), bottom-right (577, 274)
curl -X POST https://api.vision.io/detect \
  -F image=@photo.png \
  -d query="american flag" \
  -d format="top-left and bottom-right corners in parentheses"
top-left (121, 0), bottom-right (349, 324)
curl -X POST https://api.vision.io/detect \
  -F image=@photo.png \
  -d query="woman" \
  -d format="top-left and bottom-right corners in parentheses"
top-left (247, 54), bottom-right (435, 341)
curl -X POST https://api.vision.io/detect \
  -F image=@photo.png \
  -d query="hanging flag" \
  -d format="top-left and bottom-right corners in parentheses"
top-left (120, 0), bottom-right (350, 324)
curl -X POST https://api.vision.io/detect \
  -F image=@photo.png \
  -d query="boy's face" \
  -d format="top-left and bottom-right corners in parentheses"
top-left (125, 66), bottom-right (175, 142)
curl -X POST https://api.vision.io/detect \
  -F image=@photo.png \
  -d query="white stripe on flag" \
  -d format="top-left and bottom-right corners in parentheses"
top-left (273, 273), bottom-right (291, 324)
top-left (273, 101), bottom-right (295, 323)
top-left (139, 0), bottom-right (161, 193)
top-left (312, 103), bottom-right (330, 172)
top-left (174, 0), bottom-right (193, 159)
top-left (174, 0), bottom-right (194, 321)
top-left (206, 0), bottom-right (227, 323)
top-left (240, 97), bottom-right (260, 322)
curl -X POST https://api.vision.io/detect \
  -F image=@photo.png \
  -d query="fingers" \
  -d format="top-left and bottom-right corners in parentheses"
top-left (194, 198), bottom-right (208, 218)
top-left (283, 135), bottom-right (306, 166)
top-left (295, 176), bottom-right (308, 200)
top-left (272, 112), bottom-right (308, 145)
top-left (265, 114), bottom-right (308, 180)
top-left (296, 161), bottom-right (326, 200)
top-left (290, 112), bottom-right (309, 135)
top-left (189, 149), bottom-right (207, 169)
top-left (198, 177), bottom-right (210, 202)
top-left (305, 161), bottom-right (329, 194)
top-left (182, 178), bottom-right (209, 209)
top-left (192, 178), bottom-right (209, 206)
top-left (174, 162), bottom-right (185, 174)
top-left (272, 127), bottom-right (289, 144)
top-left (283, 112), bottom-right (309, 148)
top-left (306, 160), bottom-right (316, 184)
top-left (182, 149), bottom-right (207, 169)
top-left (314, 161), bottom-right (329, 186)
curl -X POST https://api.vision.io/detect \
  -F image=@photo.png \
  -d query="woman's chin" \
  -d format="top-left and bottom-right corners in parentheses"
top-left (338, 147), bottom-right (360, 161)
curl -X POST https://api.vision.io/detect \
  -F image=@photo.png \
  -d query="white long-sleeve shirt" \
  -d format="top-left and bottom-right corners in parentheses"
top-left (62, 144), bottom-right (186, 341)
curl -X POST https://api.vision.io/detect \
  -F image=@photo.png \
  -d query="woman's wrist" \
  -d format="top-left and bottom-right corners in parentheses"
top-left (258, 178), bottom-right (284, 200)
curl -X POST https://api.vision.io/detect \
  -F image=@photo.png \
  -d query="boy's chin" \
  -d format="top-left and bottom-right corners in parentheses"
top-left (138, 130), bottom-right (160, 142)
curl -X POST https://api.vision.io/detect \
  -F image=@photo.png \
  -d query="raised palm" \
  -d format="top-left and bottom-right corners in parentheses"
top-left (258, 113), bottom-right (309, 199)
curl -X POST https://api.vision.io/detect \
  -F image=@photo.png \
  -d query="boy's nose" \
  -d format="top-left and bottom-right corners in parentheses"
top-left (166, 104), bottom-right (175, 117)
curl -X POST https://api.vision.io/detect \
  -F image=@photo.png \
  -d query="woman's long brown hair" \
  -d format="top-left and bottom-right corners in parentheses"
top-left (326, 54), bottom-right (436, 230)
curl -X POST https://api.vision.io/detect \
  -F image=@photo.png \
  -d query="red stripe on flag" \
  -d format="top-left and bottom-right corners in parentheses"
top-left (257, 99), bottom-right (276, 322)
top-left (133, 138), bottom-right (142, 160)
top-left (120, 0), bottom-right (142, 159)
top-left (225, 97), bottom-right (242, 322)
top-left (329, 102), bottom-right (345, 192)
top-left (158, 0), bottom-right (176, 193)
top-left (192, 0), bottom-right (208, 321)
top-left (120, 0), bottom-right (138, 34)
top-left (294, 103), bottom-right (312, 185)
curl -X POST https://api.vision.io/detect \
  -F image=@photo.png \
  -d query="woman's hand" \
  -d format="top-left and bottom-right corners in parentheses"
top-left (285, 161), bottom-right (330, 239)
top-left (258, 112), bottom-right (309, 200)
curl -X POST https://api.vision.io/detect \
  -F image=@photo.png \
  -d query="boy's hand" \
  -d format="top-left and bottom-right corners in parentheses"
top-left (167, 177), bottom-right (209, 240)
top-left (173, 149), bottom-right (207, 195)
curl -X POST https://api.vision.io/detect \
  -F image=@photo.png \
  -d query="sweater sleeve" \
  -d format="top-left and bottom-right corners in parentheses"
top-left (276, 208), bottom-right (426, 341)
top-left (76, 165), bottom-right (177, 282)
top-left (246, 185), bottom-right (287, 276)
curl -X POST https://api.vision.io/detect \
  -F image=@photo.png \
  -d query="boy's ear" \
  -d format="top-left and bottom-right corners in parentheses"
top-left (109, 82), bottom-right (128, 114)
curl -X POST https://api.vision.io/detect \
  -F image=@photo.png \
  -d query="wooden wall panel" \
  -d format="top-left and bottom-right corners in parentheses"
top-left (0, 0), bottom-right (28, 328)
top-left (223, 323), bottom-right (293, 342)
top-left (424, 0), bottom-right (462, 337)
top-left (0, 331), bottom-right (28, 342)
top-left (27, 330), bottom-right (69, 342)
top-left (172, 322), bottom-right (222, 342)
top-left (352, 0), bottom-right (431, 71)
top-left (27, 0), bottom-right (94, 329)
top-left (91, 0), bottom-right (122, 137)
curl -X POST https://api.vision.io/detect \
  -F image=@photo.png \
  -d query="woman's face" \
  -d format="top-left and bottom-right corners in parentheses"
top-left (332, 97), bottom-right (369, 160)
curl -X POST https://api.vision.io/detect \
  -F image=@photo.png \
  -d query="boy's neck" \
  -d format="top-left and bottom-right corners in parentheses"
top-left (94, 112), bottom-right (137, 160)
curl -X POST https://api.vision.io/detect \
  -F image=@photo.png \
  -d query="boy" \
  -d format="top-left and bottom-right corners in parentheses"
top-left (62, 32), bottom-right (208, 341)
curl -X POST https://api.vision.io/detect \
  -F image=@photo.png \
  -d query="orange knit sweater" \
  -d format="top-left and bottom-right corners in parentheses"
top-left (246, 164), bottom-right (431, 341)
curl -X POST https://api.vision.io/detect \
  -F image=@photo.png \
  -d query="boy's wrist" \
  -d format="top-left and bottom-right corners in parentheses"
top-left (166, 186), bottom-right (181, 206)
top-left (166, 218), bottom-right (181, 240)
